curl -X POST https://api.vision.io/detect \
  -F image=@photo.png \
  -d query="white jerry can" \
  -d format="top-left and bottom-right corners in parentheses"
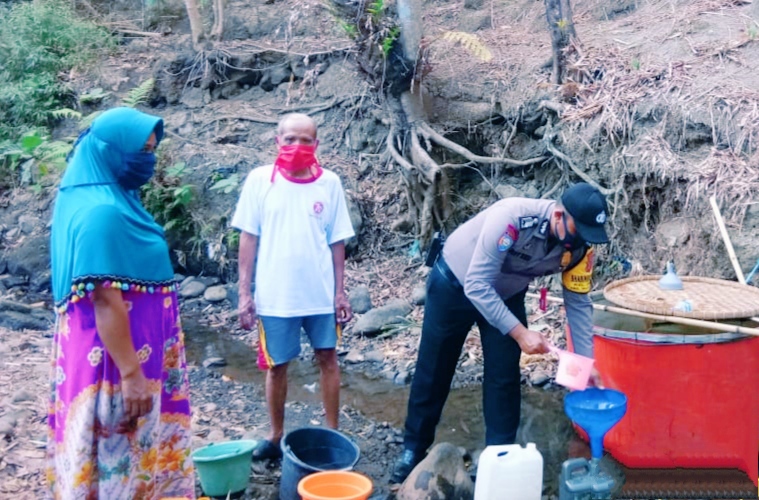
top-left (473, 442), bottom-right (544, 500)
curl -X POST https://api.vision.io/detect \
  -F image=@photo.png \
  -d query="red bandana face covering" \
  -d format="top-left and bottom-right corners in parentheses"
top-left (272, 143), bottom-right (322, 183)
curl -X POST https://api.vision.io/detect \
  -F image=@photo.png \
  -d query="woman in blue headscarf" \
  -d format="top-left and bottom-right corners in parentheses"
top-left (47, 107), bottom-right (195, 499)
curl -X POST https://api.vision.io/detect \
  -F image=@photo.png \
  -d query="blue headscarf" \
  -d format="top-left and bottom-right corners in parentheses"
top-left (51, 107), bottom-right (175, 306)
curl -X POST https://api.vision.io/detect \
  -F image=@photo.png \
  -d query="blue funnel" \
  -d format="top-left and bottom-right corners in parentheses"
top-left (565, 388), bottom-right (627, 459)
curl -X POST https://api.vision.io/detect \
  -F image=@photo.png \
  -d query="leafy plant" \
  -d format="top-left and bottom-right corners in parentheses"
top-left (440, 31), bottom-right (493, 62)
top-left (0, 0), bottom-right (115, 141)
top-left (209, 173), bottom-right (241, 194)
top-left (122, 79), bottom-right (156, 108)
top-left (631, 58), bottom-right (641, 70)
top-left (79, 88), bottom-right (112, 105)
top-left (337, 19), bottom-right (358, 39)
top-left (748, 25), bottom-right (758, 40)
top-left (366, 0), bottom-right (385, 23)
top-left (0, 130), bottom-right (72, 189)
top-left (224, 229), bottom-right (240, 252)
top-left (381, 27), bottom-right (400, 58)
top-left (141, 159), bottom-right (198, 238)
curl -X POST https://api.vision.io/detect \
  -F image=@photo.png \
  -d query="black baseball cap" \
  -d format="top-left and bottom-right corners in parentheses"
top-left (561, 183), bottom-right (610, 244)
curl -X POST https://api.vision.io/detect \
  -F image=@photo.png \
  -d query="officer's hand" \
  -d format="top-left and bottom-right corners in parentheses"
top-left (589, 367), bottom-right (605, 389)
top-left (509, 325), bottom-right (550, 355)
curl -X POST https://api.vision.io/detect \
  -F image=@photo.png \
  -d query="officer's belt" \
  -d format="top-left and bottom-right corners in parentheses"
top-left (436, 256), bottom-right (462, 289)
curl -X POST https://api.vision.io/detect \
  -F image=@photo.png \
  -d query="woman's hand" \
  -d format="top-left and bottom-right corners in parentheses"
top-left (121, 368), bottom-right (154, 420)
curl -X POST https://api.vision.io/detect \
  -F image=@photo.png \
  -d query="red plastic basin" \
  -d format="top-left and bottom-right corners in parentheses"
top-left (577, 324), bottom-right (759, 488)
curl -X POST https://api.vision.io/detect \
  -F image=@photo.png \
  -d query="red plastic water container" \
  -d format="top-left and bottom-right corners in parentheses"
top-left (569, 309), bottom-right (759, 487)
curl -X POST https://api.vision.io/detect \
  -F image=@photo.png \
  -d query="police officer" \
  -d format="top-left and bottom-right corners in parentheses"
top-left (390, 182), bottom-right (610, 484)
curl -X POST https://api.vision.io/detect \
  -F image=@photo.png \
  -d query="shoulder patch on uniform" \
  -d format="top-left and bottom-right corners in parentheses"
top-left (519, 216), bottom-right (539, 229)
top-left (539, 219), bottom-right (549, 235)
top-left (498, 224), bottom-right (519, 252)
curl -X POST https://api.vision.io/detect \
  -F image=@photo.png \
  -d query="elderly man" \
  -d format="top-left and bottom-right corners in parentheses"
top-left (232, 113), bottom-right (355, 460)
top-left (391, 182), bottom-right (611, 484)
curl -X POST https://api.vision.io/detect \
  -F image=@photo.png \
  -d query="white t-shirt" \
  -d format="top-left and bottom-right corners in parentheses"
top-left (231, 164), bottom-right (355, 317)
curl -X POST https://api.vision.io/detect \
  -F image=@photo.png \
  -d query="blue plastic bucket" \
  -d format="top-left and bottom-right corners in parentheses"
top-left (279, 427), bottom-right (361, 500)
top-left (191, 439), bottom-right (256, 498)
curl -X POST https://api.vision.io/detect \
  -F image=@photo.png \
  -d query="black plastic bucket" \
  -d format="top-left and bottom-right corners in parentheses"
top-left (279, 427), bottom-right (361, 500)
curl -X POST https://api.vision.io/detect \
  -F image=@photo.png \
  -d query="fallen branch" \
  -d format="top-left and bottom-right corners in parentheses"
top-left (165, 129), bottom-right (208, 148)
top-left (544, 140), bottom-right (619, 196)
top-left (212, 114), bottom-right (280, 125)
top-left (417, 122), bottom-right (548, 167)
top-left (115, 28), bottom-right (163, 38)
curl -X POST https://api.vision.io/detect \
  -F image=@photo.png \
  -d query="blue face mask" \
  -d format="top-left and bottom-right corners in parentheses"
top-left (118, 151), bottom-right (156, 190)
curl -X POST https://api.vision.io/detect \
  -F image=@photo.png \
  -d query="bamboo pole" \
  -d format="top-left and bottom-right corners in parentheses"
top-left (525, 292), bottom-right (759, 337)
top-left (708, 196), bottom-right (759, 322)
top-left (709, 195), bottom-right (746, 284)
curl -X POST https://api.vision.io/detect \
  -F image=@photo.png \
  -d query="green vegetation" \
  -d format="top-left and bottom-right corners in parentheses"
top-left (0, 0), bottom-right (115, 189)
top-left (209, 172), bottom-right (240, 194)
top-left (381, 27), bottom-right (400, 58)
top-left (0, 0), bottom-right (115, 141)
top-left (141, 157), bottom-right (198, 241)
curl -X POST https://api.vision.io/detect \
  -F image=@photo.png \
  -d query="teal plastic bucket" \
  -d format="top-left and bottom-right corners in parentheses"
top-left (191, 440), bottom-right (256, 498)
top-left (280, 427), bottom-right (361, 500)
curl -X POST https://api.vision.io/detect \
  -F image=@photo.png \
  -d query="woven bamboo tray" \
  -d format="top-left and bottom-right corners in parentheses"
top-left (603, 275), bottom-right (759, 320)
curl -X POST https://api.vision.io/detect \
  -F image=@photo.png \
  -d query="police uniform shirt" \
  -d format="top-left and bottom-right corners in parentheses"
top-left (441, 198), bottom-right (596, 357)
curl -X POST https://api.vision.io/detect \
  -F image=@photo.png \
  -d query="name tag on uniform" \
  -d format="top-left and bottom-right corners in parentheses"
top-left (519, 216), bottom-right (539, 229)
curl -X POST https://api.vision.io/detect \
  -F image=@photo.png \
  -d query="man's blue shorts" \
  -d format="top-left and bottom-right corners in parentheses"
top-left (256, 314), bottom-right (341, 370)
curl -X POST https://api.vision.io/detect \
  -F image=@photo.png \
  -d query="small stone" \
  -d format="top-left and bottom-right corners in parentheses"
top-left (394, 370), bottom-right (411, 385)
top-left (17, 215), bottom-right (36, 234)
top-left (206, 429), bottom-right (225, 443)
top-left (202, 403), bottom-right (218, 413)
top-left (0, 415), bottom-right (16, 436)
top-left (203, 285), bottom-right (227, 303)
top-left (344, 350), bottom-right (364, 364)
top-left (411, 286), bottom-right (426, 305)
top-left (11, 390), bottom-right (34, 403)
top-left (197, 276), bottom-right (220, 287)
top-left (180, 280), bottom-right (207, 299)
top-left (202, 357), bottom-right (227, 368)
top-left (529, 370), bottom-right (552, 387)
top-left (364, 350), bottom-right (385, 363)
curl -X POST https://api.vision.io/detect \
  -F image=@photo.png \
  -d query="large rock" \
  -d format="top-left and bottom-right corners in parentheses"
top-left (655, 219), bottom-right (690, 248)
top-left (4, 234), bottom-right (49, 278)
top-left (348, 285), bottom-right (372, 314)
top-left (396, 442), bottom-right (474, 500)
top-left (345, 196), bottom-right (363, 256)
top-left (352, 298), bottom-right (413, 336)
top-left (0, 310), bottom-right (52, 331)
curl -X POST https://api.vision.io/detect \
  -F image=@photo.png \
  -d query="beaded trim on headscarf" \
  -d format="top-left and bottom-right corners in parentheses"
top-left (55, 277), bottom-right (178, 313)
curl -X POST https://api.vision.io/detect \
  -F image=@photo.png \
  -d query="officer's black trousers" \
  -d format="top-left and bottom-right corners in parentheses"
top-left (402, 257), bottom-right (527, 456)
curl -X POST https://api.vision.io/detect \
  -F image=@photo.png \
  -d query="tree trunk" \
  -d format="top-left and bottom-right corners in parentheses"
top-left (184, 0), bottom-right (205, 48)
top-left (210, 0), bottom-right (225, 41)
top-left (396, 0), bottom-right (423, 62)
top-left (545, 0), bottom-right (577, 85)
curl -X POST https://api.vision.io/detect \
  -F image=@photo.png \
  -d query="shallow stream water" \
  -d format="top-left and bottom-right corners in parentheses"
top-left (184, 319), bottom-right (586, 496)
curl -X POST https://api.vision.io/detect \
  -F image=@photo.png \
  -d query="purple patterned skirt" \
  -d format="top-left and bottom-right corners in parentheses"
top-left (47, 291), bottom-right (195, 499)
